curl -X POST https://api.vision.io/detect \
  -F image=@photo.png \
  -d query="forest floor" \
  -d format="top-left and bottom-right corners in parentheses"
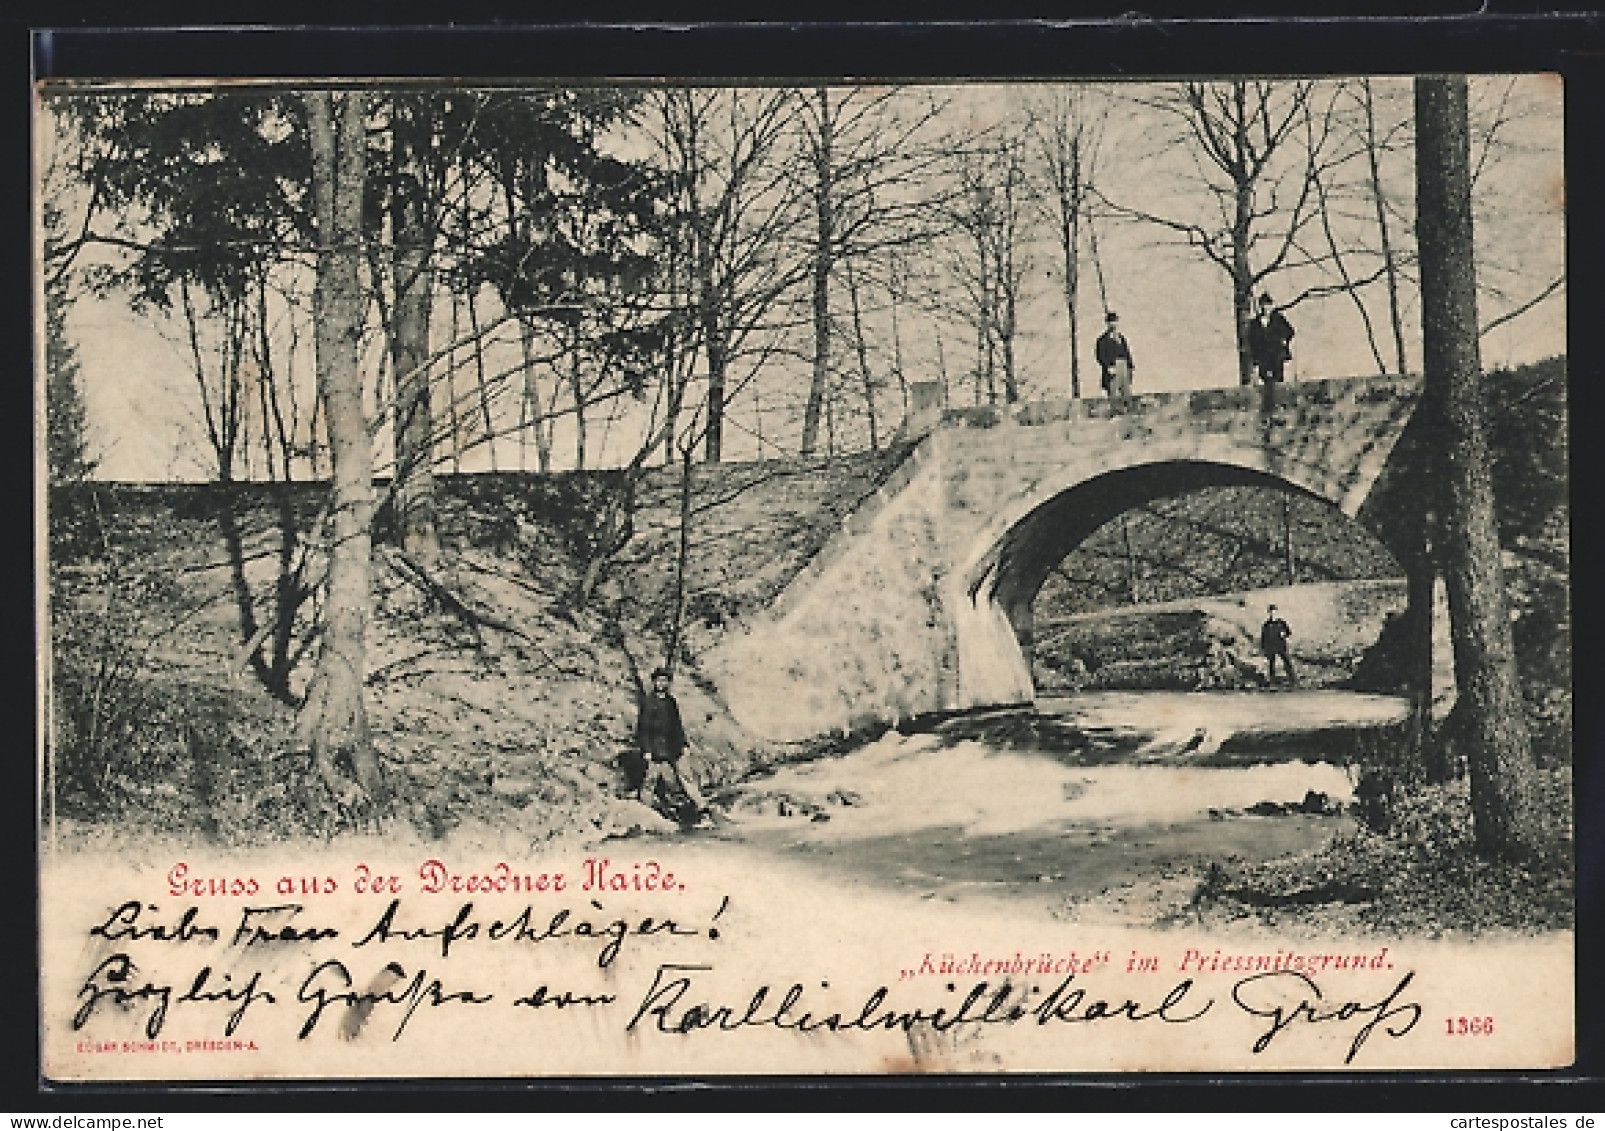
top-left (1062, 768), bottom-right (1574, 937)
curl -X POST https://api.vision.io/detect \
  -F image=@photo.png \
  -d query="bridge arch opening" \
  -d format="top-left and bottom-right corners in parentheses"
top-left (954, 459), bottom-right (1407, 704)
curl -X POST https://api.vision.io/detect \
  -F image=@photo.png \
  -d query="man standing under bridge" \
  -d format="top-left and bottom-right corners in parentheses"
top-left (1260, 604), bottom-right (1296, 686)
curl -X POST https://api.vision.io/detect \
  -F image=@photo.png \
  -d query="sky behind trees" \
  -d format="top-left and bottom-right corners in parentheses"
top-left (40, 75), bottom-right (1565, 482)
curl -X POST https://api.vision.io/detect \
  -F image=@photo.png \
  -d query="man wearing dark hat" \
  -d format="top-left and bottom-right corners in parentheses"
top-left (1260, 604), bottom-right (1296, 686)
top-left (634, 666), bottom-right (707, 813)
top-left (1246, 293), bottom-right (1296, 388)
top-left (1095, 310), bottom-right (1134, 398)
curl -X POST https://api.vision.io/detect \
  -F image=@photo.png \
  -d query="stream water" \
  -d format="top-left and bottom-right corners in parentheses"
top-left (717, 690), bottom-right (1414, 908)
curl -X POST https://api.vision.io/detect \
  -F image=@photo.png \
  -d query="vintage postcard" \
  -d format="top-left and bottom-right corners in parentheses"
top-left (36, 73), bottom-right (1572, 1079)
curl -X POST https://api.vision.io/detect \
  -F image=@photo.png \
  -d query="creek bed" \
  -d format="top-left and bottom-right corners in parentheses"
top-left (714, 691), bottom-right (1414, 906)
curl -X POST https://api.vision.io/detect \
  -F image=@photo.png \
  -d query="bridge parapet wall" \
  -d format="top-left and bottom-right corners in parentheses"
top-left (935, 376), bottom-right (1421, 560)
top-left (940, 375), bottom-right (1419, 432)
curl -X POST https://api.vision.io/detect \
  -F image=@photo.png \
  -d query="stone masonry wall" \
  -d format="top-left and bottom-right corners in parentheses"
top-left (703, 441), bottom-right (954, 743)
top-left (706, 377), bottom-right (1421, 742)
top-left (935, 378), bottom-right (1421, 571)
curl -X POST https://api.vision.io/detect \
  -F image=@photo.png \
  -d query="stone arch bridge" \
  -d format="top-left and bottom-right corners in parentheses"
top-left (704, 376), bottom-right (1429, 743)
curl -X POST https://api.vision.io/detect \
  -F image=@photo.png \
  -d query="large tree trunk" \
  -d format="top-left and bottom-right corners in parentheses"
top-left (570, 340), bottom-right (587, 471)
top-left (300, 89), bottom-right (385, 812)
top-left (700, 275), bottom-right (727, 464)
top-left (1393, 497), bottom-right (1443, 776)
top-left (1000, 258), bottom-right (1019, 403)
top-left (1415, 74), bottom-right (1539, 860)
top-left (999, 157), bottom-right (1021, 405)
top-left (846, 257), bottom-right (878, 450)
top-left (390, 98), bottom-right (439, 560)
top-left (1232, 181), bottom-right (1256, 387)
top-left (1061, 160), bottom-right (1082, 400)
top-left (1403, 354), bottom-right (1450, 778)
top-left (801, 87), bottom-right (833, 457)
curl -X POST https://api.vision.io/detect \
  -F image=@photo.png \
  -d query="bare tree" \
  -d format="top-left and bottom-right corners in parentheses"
top-left (1466, 75), bottom-right (1567, 346)
top-left (56, 91), bottom-right (331, 705)
top-left (645, 87), bottom-right (808, 463)
top-left (297, 89), bottom-right (384, 812)
top-left (1106, 81), bottom-right (1336, 385)
top-left (947, 130), bottom-right (1033, 404)
top-left (1416, 74), bottom-right (1540, 861)
top-left (795, 86), bottom-right (953, 453)
top-left (1031, 87), bottom-right (1107, 399)
top-left (1285, 78), bottom-right (1422, 378)
top-left (1314, 75), bottom-right (1563, 380)
top-left (802, 87), bottom-right (837, 455)
top-left (384, 94), bottom-right (452, 559)
top-left (843, 257), bottom-right (881, 448)
top-left (1358, 78), bottom-right (1413, 374)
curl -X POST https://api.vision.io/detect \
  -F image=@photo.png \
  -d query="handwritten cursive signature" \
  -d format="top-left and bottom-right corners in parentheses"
top-left (626, 966), bottom-right (1211, 1036)
top-left (623, 964), bottom-right (1421, 1064)
top-left (1232, 969), bottom-right (1422, 1064)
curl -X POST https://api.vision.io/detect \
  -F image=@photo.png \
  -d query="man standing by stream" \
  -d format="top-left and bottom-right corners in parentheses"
top-left (1260, 605), bottom-right (1296, 686)
top-left (634, 666), bottom-right (710, 820)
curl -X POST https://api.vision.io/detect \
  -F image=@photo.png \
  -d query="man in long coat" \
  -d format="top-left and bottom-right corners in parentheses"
top-left (634, 666), bottom-right (707, 812)
top-left (1247, 293), bottom-right (1296, 386)
top-left (1260, 604), bottom-right (1296, 686)
top-left (1095, 311), bottom-right (1135, 397)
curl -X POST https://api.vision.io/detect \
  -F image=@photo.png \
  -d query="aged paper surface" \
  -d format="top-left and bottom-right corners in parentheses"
top-left (37, 74), bottom-right (1572, 1079)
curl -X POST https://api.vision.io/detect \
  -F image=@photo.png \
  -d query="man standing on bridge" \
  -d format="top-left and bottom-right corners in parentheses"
top-left (1247, 293), bottom-right (1296, 403)
top-left (1260, 604), bottom-right (1296, 686)
top-left (1095, 310), bottom-right (1134, 398)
